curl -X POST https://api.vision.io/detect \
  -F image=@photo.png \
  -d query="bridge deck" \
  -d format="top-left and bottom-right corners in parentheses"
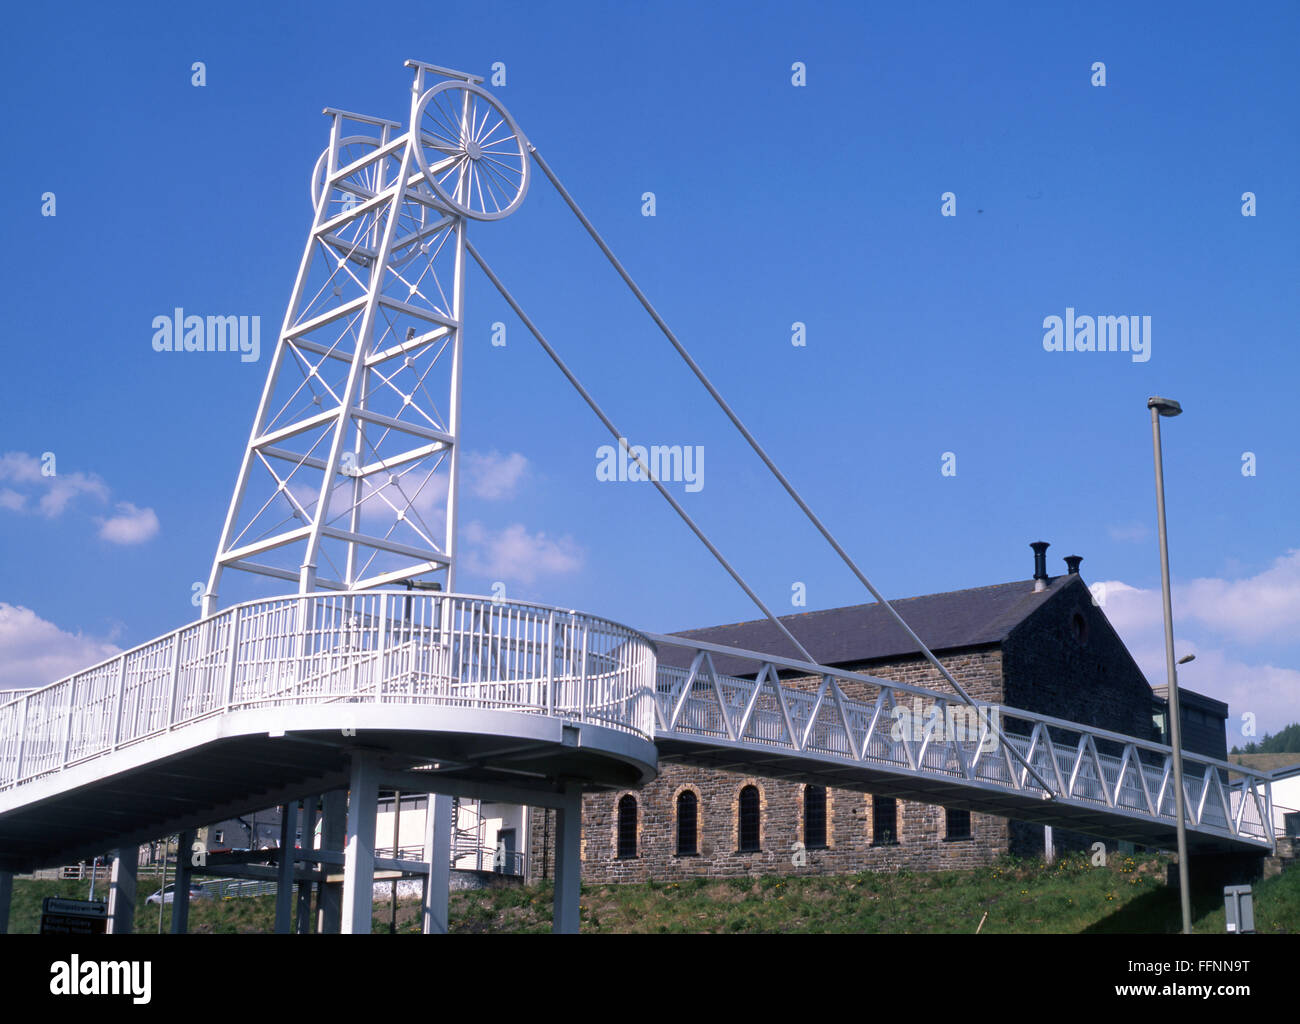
top-left (0, 593), bottom-right (1275, 872)
top-left (647, 634), bottom-right (1274, 856)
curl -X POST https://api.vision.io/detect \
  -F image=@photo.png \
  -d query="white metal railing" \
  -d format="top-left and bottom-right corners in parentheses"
top-left (0, 592), bottom-right (656, 792)
top-left (0, 592), bottom-right (1274, 852)
top-left (212, 878), bottom-right (279, 900)
top-left (648, 634), bottom-right (1276, 849)
top-left (1274, 802), bottom-right (1300, 837)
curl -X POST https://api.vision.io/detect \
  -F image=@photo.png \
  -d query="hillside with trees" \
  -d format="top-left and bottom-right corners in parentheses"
top-left (1232, 722), bottom-right (1300, 755)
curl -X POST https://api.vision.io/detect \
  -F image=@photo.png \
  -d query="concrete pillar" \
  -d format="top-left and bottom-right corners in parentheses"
top-left (317, 789), bottom-right (347, 934)
top-left (0, 870), bottom-right (12, 935)
top-left (423, 793), bottom-right (452, 934)
top-left (1043, 826), bottom-right (1055, 865)
top-left (342, 754), bottom-right (378, 934)
top-left (296, 796), bottom-right (317, 934)
top-left (553, 786), bottom-right (581, 935)
top-left (274, 802), bottom-right (298, 934)
top-left (171, 829), bottom-right (195, 934)
top-left (107, 847), bottom-right (138, 934)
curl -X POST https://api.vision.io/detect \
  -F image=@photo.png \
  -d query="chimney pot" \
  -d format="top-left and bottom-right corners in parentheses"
top-left (1030, 541), bottom-right (1050, 591)
top-left (1064, 555), bottom-right (1083, 575)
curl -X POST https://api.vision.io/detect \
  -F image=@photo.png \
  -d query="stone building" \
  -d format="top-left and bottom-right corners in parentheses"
top-left (528, 544), bottom-right (1227, 883)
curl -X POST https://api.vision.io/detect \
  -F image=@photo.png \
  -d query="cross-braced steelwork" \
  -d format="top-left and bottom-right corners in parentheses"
top-left (648, 634), bottom-right (1275, 851)
top-left (204, 62), bottom-right (529, 614)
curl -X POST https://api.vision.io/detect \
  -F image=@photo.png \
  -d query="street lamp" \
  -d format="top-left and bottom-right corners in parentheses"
top-left (1149, 395), bottom-right (1192, 934)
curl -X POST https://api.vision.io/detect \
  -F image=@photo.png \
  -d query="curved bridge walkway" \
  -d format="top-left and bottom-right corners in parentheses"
top-left (0, 593), bottom-right (1275, 933)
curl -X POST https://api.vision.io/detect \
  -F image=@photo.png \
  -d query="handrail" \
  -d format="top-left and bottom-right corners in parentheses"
top-left (0, 592), bottom-right (656, 792)
top-left (0, 594), bottom-right (1276, 852)
top-left (648, 634), bottom-right (1275, 849)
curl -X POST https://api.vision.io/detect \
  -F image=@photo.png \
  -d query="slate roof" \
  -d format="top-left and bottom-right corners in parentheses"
top-left (658, 574), bottom-right (1079, 673)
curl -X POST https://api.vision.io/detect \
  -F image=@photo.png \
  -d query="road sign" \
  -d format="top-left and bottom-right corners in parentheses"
top-left (40, 896), bottom-right (108, 935)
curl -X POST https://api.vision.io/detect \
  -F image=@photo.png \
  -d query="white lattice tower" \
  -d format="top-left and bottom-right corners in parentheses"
top-left (204, 61), bottom-right (529, 615)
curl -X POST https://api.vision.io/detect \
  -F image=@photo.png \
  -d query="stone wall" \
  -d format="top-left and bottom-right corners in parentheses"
top-left (1001, 576), bottom-right (1158, 748)
top-left (534, 647), bottom-right (1014, 881)
top-left (527, 587), bottom-right (1161, 883)
top-left (571, 763), bottom-right (1009, 883)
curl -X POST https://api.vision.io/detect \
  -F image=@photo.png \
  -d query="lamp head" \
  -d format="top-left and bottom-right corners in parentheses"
top-left (1148, 396), bottom-right (1183, 417)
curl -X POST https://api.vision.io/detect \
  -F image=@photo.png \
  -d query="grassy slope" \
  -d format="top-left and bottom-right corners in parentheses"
top-left (6, 853), bottom-right (1296, 934)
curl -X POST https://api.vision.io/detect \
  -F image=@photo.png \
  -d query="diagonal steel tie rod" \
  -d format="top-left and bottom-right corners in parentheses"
top-left (528, 145), bottom-right (1053, 796)
top-left (469, 237), bottom-right (1052, 797)
top-left (465, 240), bottom-right (816, 667)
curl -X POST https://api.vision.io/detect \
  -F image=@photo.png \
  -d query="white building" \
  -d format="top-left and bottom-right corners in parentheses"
top-left (1269, 763), bottom-right (1300, 840)
top-left (372, 796), bottom-right (528, 878)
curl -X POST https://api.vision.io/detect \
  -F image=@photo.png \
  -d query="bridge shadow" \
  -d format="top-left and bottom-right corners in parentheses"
top-left (1081, 881), bottom-right (1222, 934)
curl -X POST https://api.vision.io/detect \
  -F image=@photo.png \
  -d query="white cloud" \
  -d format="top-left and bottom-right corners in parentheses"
top-left (96, 502), bottom-right (160, 545)
top-left (1167, 648), bottom-right (1300, 750)
top-left (1090, 580), bottom-right (1165, 636)
top-left (462, 521), bottom-right (583, 585)
top-left (1180, 549), bottom-right (1300, 642)
top-left (1093, 561), bottom-right (1300, 741)
top-left (1107, 521), bottom-right (1151, 543)
top-left (0, 451), bottom-right (159, 546)
top-left (1120, 634), bottom-right (1300, 749)
top-left (1099, 550), bottom-right (1300, 645)
top-left (0, 451), bottom-right (109, 516)
top-left (0, 604), bottom-right (122, 691)
top-left (464, 451), bottom-right (528, 500)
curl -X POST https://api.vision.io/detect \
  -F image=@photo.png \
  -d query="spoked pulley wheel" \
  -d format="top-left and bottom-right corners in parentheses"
top-left (413, 81), bottom-right (530, 221)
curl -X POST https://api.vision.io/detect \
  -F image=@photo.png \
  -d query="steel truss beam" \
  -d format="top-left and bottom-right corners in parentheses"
top-left (647, 633), bottom-right (1276, 850)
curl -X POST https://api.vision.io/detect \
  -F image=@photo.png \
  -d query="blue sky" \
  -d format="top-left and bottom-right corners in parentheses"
top-left (2, 1), bottom-right (1298, 745)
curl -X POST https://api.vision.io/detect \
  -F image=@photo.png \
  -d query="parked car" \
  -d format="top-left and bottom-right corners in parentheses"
top-left (145, 882), bottom-right (211, 905)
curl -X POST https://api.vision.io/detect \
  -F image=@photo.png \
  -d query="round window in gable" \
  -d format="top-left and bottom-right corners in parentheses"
top-left (1072, 612), bottom-right (1089, 643)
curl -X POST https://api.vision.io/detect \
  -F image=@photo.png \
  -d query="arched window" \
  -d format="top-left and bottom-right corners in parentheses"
top-left (676, 790), bottom-right (698, 856)
top-left (803, 785), bottom-right (827, 849)
top-left (945, 807), bottom-right (971, 841)
top-left (617, 795), bottom-right (637, 859)
top-left (872, 796), bottom-right (897, 845)
top-left (738, 785), bottom-right (761, 852)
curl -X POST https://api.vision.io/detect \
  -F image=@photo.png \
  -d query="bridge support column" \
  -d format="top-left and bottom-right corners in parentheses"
top-left (553, 785), bottom-right (581, 935)
top-left (107, 847), bottom-right (138, 934)
top-left (1043, 826), bottom-right (1054, 865)
top-left (342, 754), bottom-right (378, 934)
top-left (0, 870), bottom-right (12, 934)
top-left (423, 792), bottom-right (452, 934)
top-left (296, 796), bottom-right (317, 933)
top-left (171, 829), bottom-right (195, 934)
top-left (317, 789), bottom-right (346, 933)
top-left (274, 802), bottom-right (299, 934)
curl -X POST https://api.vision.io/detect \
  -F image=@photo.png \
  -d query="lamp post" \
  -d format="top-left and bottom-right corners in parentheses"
top-left (1148, 395), bottom-right (1192, 934)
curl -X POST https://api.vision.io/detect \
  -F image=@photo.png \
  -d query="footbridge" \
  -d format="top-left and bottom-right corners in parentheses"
top-left (0, 591), bottom-right (1276, 933)
top-left (4, 60), bottom-right (1275, 935)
